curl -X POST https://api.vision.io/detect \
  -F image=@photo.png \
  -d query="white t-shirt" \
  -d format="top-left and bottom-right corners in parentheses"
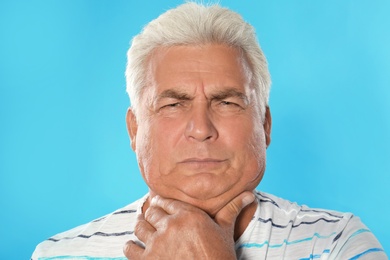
top-left (32, 191), bottom-right (387, 259)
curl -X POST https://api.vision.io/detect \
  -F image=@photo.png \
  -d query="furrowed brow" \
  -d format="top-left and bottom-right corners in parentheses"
top-left (157, 89), bottom-right (192, 101)
top-left (211, 88), bottom-right (248, 103)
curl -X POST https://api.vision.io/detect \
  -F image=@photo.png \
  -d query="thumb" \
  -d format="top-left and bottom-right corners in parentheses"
top-left (214, 191), bottom-right (255, 229)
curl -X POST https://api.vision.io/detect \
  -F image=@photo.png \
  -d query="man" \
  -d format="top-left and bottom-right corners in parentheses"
top-left (32, 2), bottom-right (386, 259)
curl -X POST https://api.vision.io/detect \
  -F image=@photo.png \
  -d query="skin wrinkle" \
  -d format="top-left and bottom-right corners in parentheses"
top-left (124, 45), bottom-right (273, 259)
top-left (127, 43), bottom-right (271, 217)
top-left (138, 45), bottom-right (260, 119)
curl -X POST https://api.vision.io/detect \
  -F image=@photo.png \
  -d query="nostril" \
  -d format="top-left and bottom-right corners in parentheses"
top-left (184, 112), bottom-right (218, 142)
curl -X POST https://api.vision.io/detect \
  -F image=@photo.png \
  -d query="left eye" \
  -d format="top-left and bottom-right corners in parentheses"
top-left (166, 103), bottom-right (180, 107)
top-left (220, 101), bottom-right (238, 106)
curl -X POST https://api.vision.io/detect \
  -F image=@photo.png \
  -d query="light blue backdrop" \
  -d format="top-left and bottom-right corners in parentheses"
top-left (0, 1), bottom-right (389, 259)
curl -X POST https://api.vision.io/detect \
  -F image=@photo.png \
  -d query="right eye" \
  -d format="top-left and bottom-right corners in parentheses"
top-left (161, 102), bottom-right (180, 109)
top-left (158, 102), bottom-right (185, 113)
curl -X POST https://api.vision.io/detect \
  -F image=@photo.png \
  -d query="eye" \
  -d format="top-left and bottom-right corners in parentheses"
top-left (218, 100), bottom-right (242, 108)
top-left (212, 99), bottom-right (244, 114)
top-left (220, 101), bottom-right (238, 106)
top-left (159, 102), bottom-right (182, 111)
top-left (165, 103), bottom-right (180, 107)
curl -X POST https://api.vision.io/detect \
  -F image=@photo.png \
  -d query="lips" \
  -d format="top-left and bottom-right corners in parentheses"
top-left (178, 158), bottom-right (228, 171)
top-left (180, 158), bottom-right (226, 163)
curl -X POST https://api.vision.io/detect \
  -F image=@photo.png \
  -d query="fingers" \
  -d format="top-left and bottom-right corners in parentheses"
top-left (150, 195), bottom-right (191, 215)
top-left (144, 202), bottom-right (171, 229)
top-left (150, 193), bottom-right (255, 229)
top-left (136, 204), bottom-right (170, 243)
top-left (123, 240), bottom-right (144, 259)
top-left (214, 191), bottom-right (255, 228)
top-left (134, 214), bottom-right (155, 244)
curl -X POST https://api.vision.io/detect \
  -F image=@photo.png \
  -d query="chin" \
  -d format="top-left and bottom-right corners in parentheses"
top-left (148, 174), bottom-right (262, 216)
top-left (176, 188), bottom-right (249, 217)
top-left (147, 187), bottom-right (229, 216)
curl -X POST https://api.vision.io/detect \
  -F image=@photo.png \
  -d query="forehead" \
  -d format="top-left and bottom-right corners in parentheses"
top-left (146, 44), bottom-right (251, 95)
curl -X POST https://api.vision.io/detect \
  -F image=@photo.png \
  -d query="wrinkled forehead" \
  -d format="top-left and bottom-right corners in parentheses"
top-left (143, 44), bottom-right (254, 99)
top-left (149, 44), bottom-right (252, 75)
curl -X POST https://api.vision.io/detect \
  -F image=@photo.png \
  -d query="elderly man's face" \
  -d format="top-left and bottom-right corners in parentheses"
top-left (127, 44), bottom-right (271, 215)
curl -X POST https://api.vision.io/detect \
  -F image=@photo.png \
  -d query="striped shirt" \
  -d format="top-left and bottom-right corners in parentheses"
top-left (32, 191), bottom-right (387, 259)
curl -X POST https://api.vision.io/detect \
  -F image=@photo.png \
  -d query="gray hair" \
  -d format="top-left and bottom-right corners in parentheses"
top-left (125, 2), bottom-right (271, 119)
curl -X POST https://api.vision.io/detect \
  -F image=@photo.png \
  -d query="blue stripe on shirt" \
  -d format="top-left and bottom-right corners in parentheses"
top-left (349, 228), bottom-right (371, 238)
top-left (348, 248), bottom-right (385, 260)
top-left (238, 232), bottom-right (337, 249)
top-left (299, 249), bottom-right (330, 260)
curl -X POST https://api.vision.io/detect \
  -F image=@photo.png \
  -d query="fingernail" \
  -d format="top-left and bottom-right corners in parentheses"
top-left (242, 193), bottom-right (255, 207)
top-left (150, 195), bottom-right (158, 205)
top-left (123, 240), bottom-right (133, 253)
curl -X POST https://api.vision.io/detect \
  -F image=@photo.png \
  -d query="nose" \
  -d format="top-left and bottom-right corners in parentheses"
top-left (185, 104), bottom-right (218, 142)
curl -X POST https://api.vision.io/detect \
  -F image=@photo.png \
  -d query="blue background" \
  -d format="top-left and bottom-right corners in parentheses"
top-left (1, 1), bottom-right (389, 259)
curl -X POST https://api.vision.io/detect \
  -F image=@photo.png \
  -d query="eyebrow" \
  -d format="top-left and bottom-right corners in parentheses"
top-left (156, 87), bottom-right (248, 103)
top-left (210, 88), bottom-right (249, 103)
top-left (157, 89), bottom-right (192, 101)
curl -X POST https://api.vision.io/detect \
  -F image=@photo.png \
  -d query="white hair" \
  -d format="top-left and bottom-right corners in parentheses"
top-left (125, 2), bottom-right (271, 119)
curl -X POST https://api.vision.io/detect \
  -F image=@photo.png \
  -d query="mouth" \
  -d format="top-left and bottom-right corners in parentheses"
top-left (180, 158), bottom-right (226, 163)
top-left (178, 158), bottom-right (228, 170)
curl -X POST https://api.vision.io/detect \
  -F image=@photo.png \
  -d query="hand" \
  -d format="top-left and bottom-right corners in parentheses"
top-left (123, 191), bottom-right (255, 260)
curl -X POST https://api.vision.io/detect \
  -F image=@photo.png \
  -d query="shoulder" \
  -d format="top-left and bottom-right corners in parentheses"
top-left (253, 190), bottom-right (352, 244)
top-left (255, 190), bottom-right (351, 224)
top-left (31, 195), bottom-right (147, 259)
top-left (251, 191), bottom-right (387, 259)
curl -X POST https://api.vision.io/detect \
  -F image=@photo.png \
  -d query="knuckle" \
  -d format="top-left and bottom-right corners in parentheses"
top-left (164, 199), bottom-right (178, 212)
top-left (144, 207), bottom-right (152, 220)
top-left (145, 208), bottom-right (159, 224)
top-left (228, 201), bottom-right (240, 214)
top-left (134, 220), bottom-right (143, 236)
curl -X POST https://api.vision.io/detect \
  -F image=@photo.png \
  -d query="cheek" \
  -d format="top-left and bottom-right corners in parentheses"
top-left (250, 126), bottom-right (267, 180)
top-left (249, 128), bottom-right (266, 161)
top-left (224, 116), bottom-right (266, 155)
top-left (152, 118), bottom-right (180, 152)
top-left (134, 123), bottom-right (154, 178)
top-left (231, 121), bottom-right (266, 181)
top-left (135, 119), bottom-right (181, 180)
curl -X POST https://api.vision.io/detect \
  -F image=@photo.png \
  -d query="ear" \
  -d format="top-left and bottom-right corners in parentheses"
top-left (263, 106), bottom-right (272, 148)
top-left (126, 108), bottom-right (138, 151)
